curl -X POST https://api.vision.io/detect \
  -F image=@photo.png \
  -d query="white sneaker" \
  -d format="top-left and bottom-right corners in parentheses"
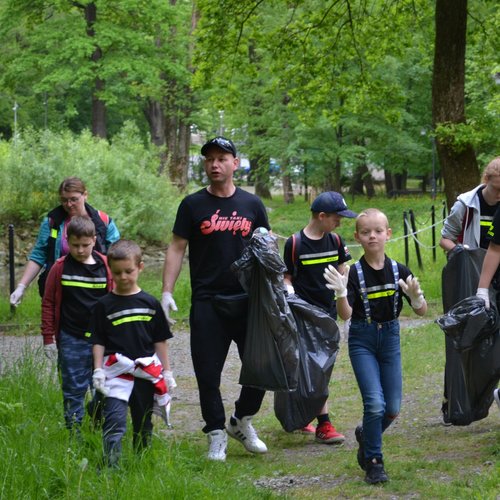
top-left (494, 388), bottom-right (500, 412)
top-left (227, 415), bottom-right (268, 454)
top-left (207, 429), bottom-right (227, 461)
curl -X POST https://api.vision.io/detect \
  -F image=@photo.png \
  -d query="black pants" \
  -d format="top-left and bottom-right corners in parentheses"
top-left (190, 299), bottom-right (265, 433)
top-left (102, 378), bottom-right (154, 466)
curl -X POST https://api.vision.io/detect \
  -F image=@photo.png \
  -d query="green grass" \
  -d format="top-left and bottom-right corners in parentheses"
top-left (1, 322), bottom-right (498, 498)
top-left (1, 193), bottom-right (498, 498)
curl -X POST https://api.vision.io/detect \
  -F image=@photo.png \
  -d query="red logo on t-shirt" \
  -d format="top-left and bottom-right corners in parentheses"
top-left (200, 209), bottom-right (253, 237)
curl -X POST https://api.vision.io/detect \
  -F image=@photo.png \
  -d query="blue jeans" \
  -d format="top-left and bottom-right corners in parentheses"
top-left (348, 319), bottom-right (402, 461)
top-left (58, 330), bottom-right (93, 429)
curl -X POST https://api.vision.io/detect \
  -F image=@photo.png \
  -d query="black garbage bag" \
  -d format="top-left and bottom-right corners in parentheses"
top-left (231, 227), bottom-right (299, 392)
top-left (274, 295), bottom-right (340, 431)
top-left (436, 296), bottom-right (498, 352)
top-left (436, 295), bottom-right (500, 425)
top-left (442, 245), bottom-right (488, 313)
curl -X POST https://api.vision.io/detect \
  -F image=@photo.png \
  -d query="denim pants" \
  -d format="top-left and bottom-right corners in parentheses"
top-left (102, 378), bottom-right (154, 466)
top-left (348, 319), bottom-right (402, 461)
top-left (58, 330), bottom-right (92, 429)
top-left (190, 299), bottom-right (266, 433)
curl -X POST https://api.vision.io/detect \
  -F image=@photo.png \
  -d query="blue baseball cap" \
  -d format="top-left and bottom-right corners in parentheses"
top-left (310, 191), bottom-right (357, 218)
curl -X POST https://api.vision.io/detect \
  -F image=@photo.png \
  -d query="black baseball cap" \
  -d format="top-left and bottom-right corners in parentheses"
top-left (201, 136), bottom-right (237, 157)
top-left (310, 191), bottom-right (357, 218)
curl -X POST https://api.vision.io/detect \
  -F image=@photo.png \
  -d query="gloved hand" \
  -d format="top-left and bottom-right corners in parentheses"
top-left (323, 264), bottom-right (349, 298)
top-left (163, 369), bottom-right (177, 390)
top-left (43, 343), bottom-right (58, 361)
top-left (476, 287), bottom-right (490, 309)
top-left (398, 275), bottom-right (425, 309)
top-left (92, 368), bottom-right (109, 396)
top-left (161, 292), bottom-right (178, 326)
top-left (285, 283), bottom-right (295, 296)
top-left (10, 284), bottom-right (27, 307)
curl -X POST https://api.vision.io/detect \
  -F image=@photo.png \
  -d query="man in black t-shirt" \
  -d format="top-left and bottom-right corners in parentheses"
top-left (161, 136), bottom-right (271, 461)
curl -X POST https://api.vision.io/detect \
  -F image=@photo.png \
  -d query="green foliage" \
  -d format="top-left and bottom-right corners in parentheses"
top-left (0, 125), bottom-right (182, 243)
top-left (0, 0), bottom-right (191, 137)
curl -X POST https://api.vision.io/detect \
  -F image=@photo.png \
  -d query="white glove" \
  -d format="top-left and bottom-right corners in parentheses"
top-left (10, 284), bottom-right (27, 307)
top-left (476, 287), bottom-right (490, 310)
top-left (92, 368), bottom-right (109, 396)
top-left (398, 275), bottom-right (425, 309)
top-left (161, 292), bottom-right (178, 326)
top-left (285, 283), bottom-right (295, 295)
top-left (323, 264), bottom-right (349, 298)
top-left (43, 343), bottom-right (58, 361)
top-left (163, 369), bottom-right (177, 390)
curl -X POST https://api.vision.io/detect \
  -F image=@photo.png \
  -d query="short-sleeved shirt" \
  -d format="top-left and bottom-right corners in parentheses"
top-left (478, 188), bottom-right (497, 248)
top-left (60, 252), bottom-right (109, 339)
top-left (486, 205), bottom-right (500, 245)
top-left (347, 255), bottom-right (413, 323)
top-left (284, 230), bottom-right (351, 315)
top-left (173, 187), bottom-right (270, 299)
top-left (89, 290), bottom-right (172, 360)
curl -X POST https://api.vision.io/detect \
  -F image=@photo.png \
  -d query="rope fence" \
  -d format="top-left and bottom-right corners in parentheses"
top-left (274, 202), bottom-right (448, 270)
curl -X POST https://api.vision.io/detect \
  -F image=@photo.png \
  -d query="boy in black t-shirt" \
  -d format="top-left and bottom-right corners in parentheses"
top-left (41, 216), bottom-right (113, 432)
top-left (283, 191), bottom-right (356, 443)
top-left (325, 208), bottom-right (427, 485)
top-left (90, 240), bottom-right (175, 467)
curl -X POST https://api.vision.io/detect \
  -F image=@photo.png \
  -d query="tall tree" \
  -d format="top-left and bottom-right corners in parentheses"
top-left (432, 0), bottom-right (479, 208)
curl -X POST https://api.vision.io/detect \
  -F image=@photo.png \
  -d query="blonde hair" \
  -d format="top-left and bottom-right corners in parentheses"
top-left (355, 208), bottom-right (389, 231)
top-left (481, 157), bottom-right (500, 184)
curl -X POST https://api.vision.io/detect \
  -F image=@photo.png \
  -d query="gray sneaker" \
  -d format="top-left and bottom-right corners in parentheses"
top-left (227, 415), bottom-right (268, 454)
top-left (207, 429), bottom-right (227, 461)
top-left (494, 388), bottom-right (500, 412)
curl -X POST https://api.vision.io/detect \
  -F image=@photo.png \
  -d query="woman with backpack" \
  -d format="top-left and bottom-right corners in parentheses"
top-left (10, 176), bottom-right (120, 308)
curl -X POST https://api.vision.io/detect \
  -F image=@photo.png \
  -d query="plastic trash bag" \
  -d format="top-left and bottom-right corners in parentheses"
top-left (274, 295), bottom-right (340, 432)
top-left (231, 227), bottom-right (299, 392)
top-left (436, 296), bottom-right (498, 352)
top-left (442, 245), bottom-right (489, 313)
top-left (436, 294), bottom-right (500, 425)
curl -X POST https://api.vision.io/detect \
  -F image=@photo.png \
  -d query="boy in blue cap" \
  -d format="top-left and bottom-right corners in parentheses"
top-left (283, 191), bottom-right (356, 443)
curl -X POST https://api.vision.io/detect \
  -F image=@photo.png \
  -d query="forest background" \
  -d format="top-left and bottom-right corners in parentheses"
top-left (0, 1), bottom-right (499, 497)
top-left (0, 0), bottom-right (498, 234)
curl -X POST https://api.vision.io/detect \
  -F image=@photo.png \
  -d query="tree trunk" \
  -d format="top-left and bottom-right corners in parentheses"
top-left (350, 163), bottom-right (374, 196)
top-left (384, 169), bottom-right (394, 196)
top-left (85, 3), bottom-right (106, 139)
top-left (250, 157), bottom-right (272, 199)
top-left (144, 99), bottom-right (167, 173)
top-left (432, 0), bottom-right (478, 209)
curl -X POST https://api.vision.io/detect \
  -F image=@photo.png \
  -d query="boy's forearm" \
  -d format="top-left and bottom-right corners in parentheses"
top-left (336, 297), bottom-right (352, 321)
top-left (478, 243), bottom-right (500, 288)
top-left (155, 340), bottom-right (170, 371)
top-left (92, 344), bottom-right (105, 369)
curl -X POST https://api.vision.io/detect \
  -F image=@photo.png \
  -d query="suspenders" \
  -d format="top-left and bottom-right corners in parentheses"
top-left (354, 259), bottom-right (399, 324)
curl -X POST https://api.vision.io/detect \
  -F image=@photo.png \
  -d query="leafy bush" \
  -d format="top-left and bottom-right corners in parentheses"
top-left (0, 123), bottom-right (183, 244)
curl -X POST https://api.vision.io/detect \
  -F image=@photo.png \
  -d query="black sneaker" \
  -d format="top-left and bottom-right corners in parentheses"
top-left (355, 425), bottom-right (365, 470)
top-left (364, 457), bottom-right (388, 484)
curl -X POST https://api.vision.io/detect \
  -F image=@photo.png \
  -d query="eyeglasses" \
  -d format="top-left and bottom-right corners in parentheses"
top-left (60, 194), bottom-right (83, 205)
